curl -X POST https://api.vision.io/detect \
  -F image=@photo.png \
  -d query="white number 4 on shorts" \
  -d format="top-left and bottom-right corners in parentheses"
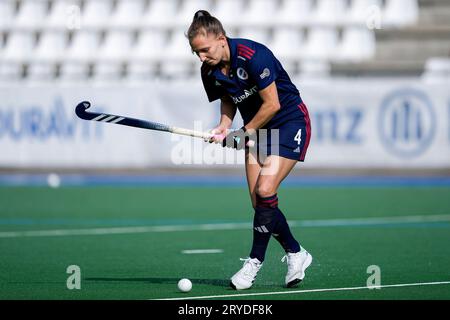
top-left (294, 129), bottom-right (302, 145)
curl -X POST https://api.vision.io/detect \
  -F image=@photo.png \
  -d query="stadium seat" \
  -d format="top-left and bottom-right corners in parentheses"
top-left (164, 28), bottom-right (191, 59)
top-left (271, 28), bottom-right (304, 74)
top-left (422, 57), bottom-right (450, 82)
top-left (299, 59), bottom-right (331, 78)
top-left (127, 30), bottom-right (167, 80)
top-left (66, 30), bottom-right (100, 60)
top-left (46, 0), bottom-right (82, 29)
top-left (313, 0), bottom-right (348, 26)
top-left (176, 0), bottom-right (214, 27)
top-left (0, 62), bottom-right (23, 82)
top-left (276, 0), bottom-right (314, 26)
top-left (348, 0), bottom-right (383, 26)
top-left (2, 30), bottom-right (35, 61)
top-left (383, 0), bottom-right (418, 26)
top-left (241, 0), bottom-right (279, 27)
top-left (99, 30), bottom-right (134, 60)
top-left (59, 61), bottom-right (91, 81)
top-left (213, 0), bottom-right (245, 28)
top-left (160, 28), bottom-right (194, 78)
top-left (81, 0), bottom-right (113, 29)
top-left (126, 61), bottom-right (159, 82)
top-left (94, 30), bottom-right (134, 80)
top-left (27, 62), bottom-right (57, 82)
top-left (60, 30), bottom-right (100, 81)
top-left (15, 0), bottom-right (48, 29)
top-left (0, 0), bottom-right (16, 30)
top-left (142, 0), bottom-right (179, 28)
top-left (336, 27), bottom-right (376, 61)
top-left (34, 31), bottom-right (67, 60)
top-left (303, 27), bottom-right (339, 60)
top-left (28, 30), bottom-right (68, 81)
top-left (237, 27), bottom-right (271, 46)
top-left (111, 0), bottom-right (146, 28)
top-left (93, 61), bottom-right (125, 82)
top-left (271, 27), bottom-right (305, 60)
top-left (131, 29), bottom-right (167, 60)
top-left (0, 30), bottom-right (35, 80)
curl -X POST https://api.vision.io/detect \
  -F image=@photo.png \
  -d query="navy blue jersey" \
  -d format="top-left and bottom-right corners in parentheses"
top-left (201, 37), bottom-right (306, 128)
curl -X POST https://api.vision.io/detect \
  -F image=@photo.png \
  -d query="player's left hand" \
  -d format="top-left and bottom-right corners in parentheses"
top-left (222, 127), bottom-right (249, 150)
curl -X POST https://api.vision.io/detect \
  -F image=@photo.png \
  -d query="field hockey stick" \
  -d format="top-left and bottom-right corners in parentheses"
top-left (75, 101), bottom-right (254, 147)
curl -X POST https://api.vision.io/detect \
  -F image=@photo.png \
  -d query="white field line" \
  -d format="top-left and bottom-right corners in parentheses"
top-left (0, 214), bottom-right (449, 238)
top-left (156, 281), bottom-right (450, 300)
top-left (181, 249), bottom-right (224, 254)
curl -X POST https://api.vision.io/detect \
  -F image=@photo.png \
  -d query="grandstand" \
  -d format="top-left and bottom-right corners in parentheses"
top-left (332, 0), bottom-right (450, 77)
top-left (1, 0), bottom-right (448, 82)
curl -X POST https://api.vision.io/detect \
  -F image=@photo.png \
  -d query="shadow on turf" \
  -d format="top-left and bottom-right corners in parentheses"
top-left (84, 277), bottom-right (230, 287)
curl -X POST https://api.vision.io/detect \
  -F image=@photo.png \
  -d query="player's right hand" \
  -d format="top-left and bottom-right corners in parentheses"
top-left (207, 127), bottom-right (227, 144)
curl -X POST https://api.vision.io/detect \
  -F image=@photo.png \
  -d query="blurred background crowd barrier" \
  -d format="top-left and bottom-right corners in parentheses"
top-left (1, 0), bottom-right (449, 171)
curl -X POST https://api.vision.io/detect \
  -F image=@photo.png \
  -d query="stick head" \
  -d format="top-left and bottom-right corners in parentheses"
top-left (75, 101), bottom-right (92, 119)
top-left (77, 101), bottom-right (91, 110)
top-left (75, 101), bottom-right (91, 120)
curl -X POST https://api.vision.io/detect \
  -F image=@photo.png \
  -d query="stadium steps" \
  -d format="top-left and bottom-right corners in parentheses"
top-left (331, 0), bottom-right (450, 77)
top-left (417, 0), bottom-right (450, 25)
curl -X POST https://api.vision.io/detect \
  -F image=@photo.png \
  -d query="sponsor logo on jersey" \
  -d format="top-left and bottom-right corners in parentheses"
top-left (260, 68), bottom-right (270, 79)
top-left (237, 67), bottom-right (249, 80)
top-left (231, 86), bottom-right (258, 104)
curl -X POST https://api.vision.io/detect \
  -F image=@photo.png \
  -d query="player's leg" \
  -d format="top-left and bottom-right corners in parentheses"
top-left (231, 141), bottom-right (311, 289)
top-left (245, 148), bottom-right (263, 208)
top-left (256, 155), bottom-right (313, 288)
top-left (251, 155), bottom-right (300, 259)
top-left (243, 152), bottom-right (299, 263)
top-left (229, 150), bottom-right (264, 290)
top-left (230, 149), bottom-right (270, 290)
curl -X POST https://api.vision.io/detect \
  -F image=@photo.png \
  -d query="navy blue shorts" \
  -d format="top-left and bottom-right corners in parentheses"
top-left (253, 104), bottom-right (311, 162)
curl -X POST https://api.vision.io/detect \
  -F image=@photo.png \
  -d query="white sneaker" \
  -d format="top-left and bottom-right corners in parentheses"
top-left (230, 257), bottom-right (263, 290)
top-left (281, 248), bottom-right (313, 287)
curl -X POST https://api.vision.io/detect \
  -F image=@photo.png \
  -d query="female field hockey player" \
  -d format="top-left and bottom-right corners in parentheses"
top-left (187, 10), bottom-right (312, 290)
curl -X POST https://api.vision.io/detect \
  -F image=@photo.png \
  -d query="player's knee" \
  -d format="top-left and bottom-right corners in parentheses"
top-left (255, 182), bottom-right (276, 199)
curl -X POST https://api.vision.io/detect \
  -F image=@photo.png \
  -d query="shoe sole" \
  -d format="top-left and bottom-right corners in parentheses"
top-left (230, 279), bottom-right (255, 290)
top-left (286, 252), bottom-right (313, 288)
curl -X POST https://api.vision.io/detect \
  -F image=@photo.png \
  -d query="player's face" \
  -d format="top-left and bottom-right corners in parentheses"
top-left (190, 32), bottom-right (227, 66)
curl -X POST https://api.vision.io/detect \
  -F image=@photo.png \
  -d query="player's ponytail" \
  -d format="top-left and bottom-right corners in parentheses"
top-left (187, 10), bottom-right (226, 42)
top-left (193, 10), bottom-right (211, 20)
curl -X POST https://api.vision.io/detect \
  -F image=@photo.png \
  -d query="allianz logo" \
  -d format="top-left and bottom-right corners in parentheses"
top-left (378, 88), bottom-right (436, 158)
top-left (232, 86), bottom-right (258, 104)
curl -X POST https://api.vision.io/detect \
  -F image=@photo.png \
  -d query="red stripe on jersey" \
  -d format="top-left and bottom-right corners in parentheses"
top-left (237, 44), bottom-right (255, 55)
top-left (238, 51), bottom-right (253, 59)
top-left (298, 103), bottom-right (311, 161)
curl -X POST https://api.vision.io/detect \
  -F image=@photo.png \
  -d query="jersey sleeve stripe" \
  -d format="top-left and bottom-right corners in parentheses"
top-left (237, 44), bottom-right (256, 54)
top-left (238, 51), bottom-right (253, 59)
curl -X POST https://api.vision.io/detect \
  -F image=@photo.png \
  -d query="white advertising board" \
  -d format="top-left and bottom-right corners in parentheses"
top-left (0, 79), bottom-right (449, 169)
